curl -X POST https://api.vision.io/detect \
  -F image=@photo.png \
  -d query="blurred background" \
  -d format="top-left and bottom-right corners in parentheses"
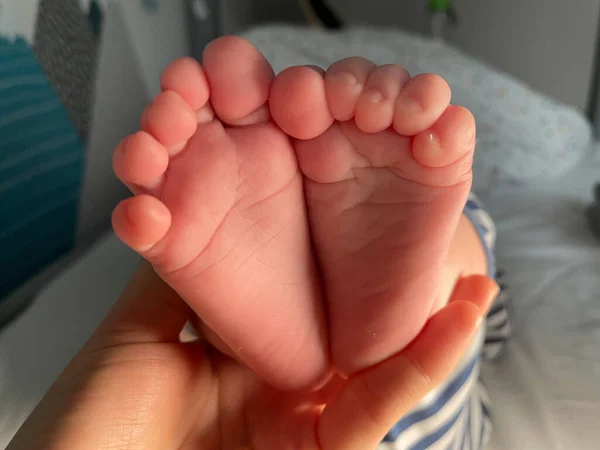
top-left (1, 1), bottom-right (600, 449)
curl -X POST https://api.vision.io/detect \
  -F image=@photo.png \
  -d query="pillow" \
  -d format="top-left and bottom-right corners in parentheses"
top-left (0, 0), bottom-right (100, 324)
top-left (0, 35), bottom-right (85, 316)
top-left (243, 25), bottom-right (593, 192)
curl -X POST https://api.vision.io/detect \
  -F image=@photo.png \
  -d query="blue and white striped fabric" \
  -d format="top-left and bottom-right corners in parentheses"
top-left (0, 35), bottom-right (85, 302)
top-left (463, 194), bottom-right (512, 361)
top-left (380, 193), bottom-right (511, 449)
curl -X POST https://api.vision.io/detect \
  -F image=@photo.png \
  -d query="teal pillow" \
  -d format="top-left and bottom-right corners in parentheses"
top-left (0, 36), bottom-right (85, 305)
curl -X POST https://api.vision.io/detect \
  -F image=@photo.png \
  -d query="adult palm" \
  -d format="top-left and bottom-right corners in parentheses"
top-left (8, 264), bottom-right (495, 450)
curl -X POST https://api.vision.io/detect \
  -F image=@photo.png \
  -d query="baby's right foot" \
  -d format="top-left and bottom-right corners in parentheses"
top-left (112, 37), bottom-right (328, 391)
top-left (270, 58), bottom-right (476, 374)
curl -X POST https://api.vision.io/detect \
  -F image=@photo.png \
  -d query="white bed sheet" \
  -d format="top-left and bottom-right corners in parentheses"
top-left (475, 152), bottom-right (600, 450)
top-left (1, 155), bottom-right (600, 449)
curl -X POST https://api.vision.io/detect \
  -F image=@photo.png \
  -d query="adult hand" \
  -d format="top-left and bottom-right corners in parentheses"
top-left (8, 263), bottom-right (497, 450)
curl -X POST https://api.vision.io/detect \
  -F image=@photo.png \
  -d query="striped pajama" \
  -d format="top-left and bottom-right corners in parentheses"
top-left (380, 193), bottom-right (511, 450)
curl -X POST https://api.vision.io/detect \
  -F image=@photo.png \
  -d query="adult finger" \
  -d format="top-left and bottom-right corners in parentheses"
top-left (318, 275), bottom-right (498, 449)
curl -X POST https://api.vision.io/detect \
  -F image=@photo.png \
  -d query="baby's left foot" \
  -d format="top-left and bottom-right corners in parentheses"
top-left (270, 59), bottom-right (476, 374)
top-left (111, 38), bottom-right (329, 391)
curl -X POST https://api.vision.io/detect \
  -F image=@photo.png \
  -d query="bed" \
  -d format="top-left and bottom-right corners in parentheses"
top-left (2, 11), bottom-right (600, 450)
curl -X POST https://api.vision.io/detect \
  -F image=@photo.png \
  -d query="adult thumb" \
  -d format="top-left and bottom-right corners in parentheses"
top-left (318, 275), bottom-right (498, 450)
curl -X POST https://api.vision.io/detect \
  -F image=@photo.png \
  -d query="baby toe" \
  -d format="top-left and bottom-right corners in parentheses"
top-left (113, 131), bottom-right (169, 191)
top-left (412, 105), bottom-right (476, 171)
top-left (325, 57), bottom-right (376, 121)
top-left (160, 57), bottom-right (210, 112)
top-left (112, 195), bottom-right (172, 253)
top-left (393, 73), bottom-right (451, 136)
top-left (270, 65), bottom-right (334, 140)
top-left (141, 91), bottom-right (197, 156)
top-left (203, 36), bottom-right (274, 126)
top-left (355, 64), bottom-right (410, 133)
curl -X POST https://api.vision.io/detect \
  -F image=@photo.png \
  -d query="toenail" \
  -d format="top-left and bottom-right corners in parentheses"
top-left (224, 105), bottom-right (270, 127)
top-left (398, 96), bottom-right (423, 113)
top-left (427, 131), bottom-right (442, 151)
top-left (329, 71), bottom-right (360, 87)
top-left (168, 142), bottom-right (186, 156)
top-left (145, 175), bottom-right (164, 190)
top-left (462, 128), bottom-right (476, 149)
top-left (146, 203), bottom-right (170, 223)
top-left (364, 89), bottom-right (384, 103)
top-left (196, 104), bottom-right (215, 123)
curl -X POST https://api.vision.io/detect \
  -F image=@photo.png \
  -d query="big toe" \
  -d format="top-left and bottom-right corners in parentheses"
top-left (203, 36), bottom-right (274, 125)
top-left (270, 65), bottom-right (335, 140)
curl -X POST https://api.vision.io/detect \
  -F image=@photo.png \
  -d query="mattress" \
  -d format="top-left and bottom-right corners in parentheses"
top-left (1, 154), bottom-right (600, 449)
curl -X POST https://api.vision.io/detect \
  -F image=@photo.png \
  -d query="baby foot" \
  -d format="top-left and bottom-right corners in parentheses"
top-left (112, 37), bottom-right (328, 391)
top-left (270, 59), bottom-right (475, 374)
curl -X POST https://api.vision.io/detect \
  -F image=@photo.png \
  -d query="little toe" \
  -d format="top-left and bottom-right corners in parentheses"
top-left (113, 131), bottom-right (169, 191)
top-left (325, 57), bottom-right (376, 121)
top-left (412, 105), bottom-right (476, 169)
top-left (393, 73), bottom-right (451, 136)
top-left (270, 65), bottom-right (334, 140)
top-left (203, 36), bottom-right (274, 126)
top-left (141, 91), bottom-right (198, 155)
top-left (355, 64), bottom-right (410, 133)
top-left (112, 195), bottom-right (171, 253)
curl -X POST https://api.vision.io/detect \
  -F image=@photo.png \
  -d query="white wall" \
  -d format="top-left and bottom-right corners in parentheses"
top-left (0, 0), bottom-right (39, 41)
